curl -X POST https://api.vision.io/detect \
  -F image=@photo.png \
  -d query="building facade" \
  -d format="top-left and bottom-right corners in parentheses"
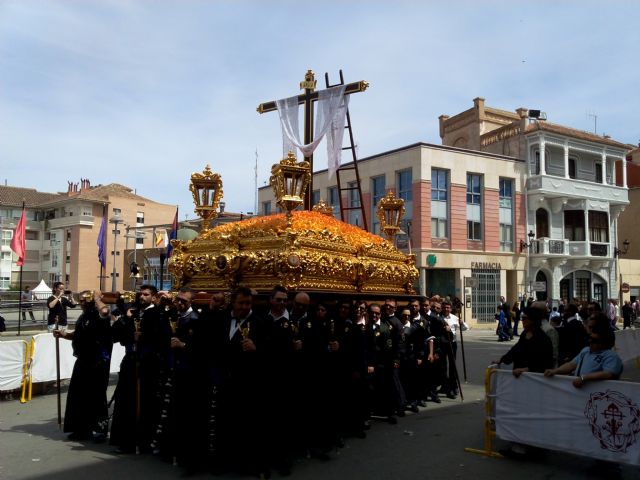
top-left (1, 180), bottom-right (177, 293)
top-left (441, 98), bottom-right (632, 308)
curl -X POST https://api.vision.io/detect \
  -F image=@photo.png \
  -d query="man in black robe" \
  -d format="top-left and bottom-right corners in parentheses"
top-left (110, 284), bottom-right (171, 454)
top-left (53, 290), bottom-right (112, 440)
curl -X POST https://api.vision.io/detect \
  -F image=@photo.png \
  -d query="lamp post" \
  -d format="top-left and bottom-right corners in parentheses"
top-left (270, 151), bottom-right (311, 226)
top-left (377, 190), bottom-right (405, 242)
top-left (519, 230), bottom-right (536, 299)
top-left (190, 164), bottom-right (224, 231)
top-left (109, 213), bottom-right (123, 292)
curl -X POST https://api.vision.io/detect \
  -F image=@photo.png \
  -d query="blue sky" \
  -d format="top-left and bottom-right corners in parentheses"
top-left (1, 1), bottom-right (639, 220)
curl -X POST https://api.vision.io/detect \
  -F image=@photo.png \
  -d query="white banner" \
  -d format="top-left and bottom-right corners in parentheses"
top-left (30, 334), bottom-right (76, 383)
top-left (494, 370), bottom-right (640, 466)
top-left (614, 329), bottom-right (640, 363)
top-left (0, 340), bottom-right (28, 391)
top-left (109, 343), bottom-right (125, 374)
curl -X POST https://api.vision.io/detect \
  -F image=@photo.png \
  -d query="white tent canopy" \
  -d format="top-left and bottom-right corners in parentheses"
top-left (31, 279), bottom-right (52, 300)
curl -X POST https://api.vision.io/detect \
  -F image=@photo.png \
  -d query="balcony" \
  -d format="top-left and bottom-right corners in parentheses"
top-left (527, 175), bottom-right (628, 206)
top-left (47, 214), bottom-right (94, 229)
top-left (530, 238), bottom-right (612, 259)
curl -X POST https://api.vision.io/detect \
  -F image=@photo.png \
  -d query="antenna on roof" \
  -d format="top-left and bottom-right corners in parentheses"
top-left (586, 111), bottom-right (598, 134)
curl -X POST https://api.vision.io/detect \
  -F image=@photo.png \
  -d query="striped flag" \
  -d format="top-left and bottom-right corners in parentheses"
top-left (155, 229), bottom-right (167, 248)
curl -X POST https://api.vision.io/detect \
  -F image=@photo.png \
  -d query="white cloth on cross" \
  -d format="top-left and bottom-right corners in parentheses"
top-left (276, 85), bottom-right (349, 179)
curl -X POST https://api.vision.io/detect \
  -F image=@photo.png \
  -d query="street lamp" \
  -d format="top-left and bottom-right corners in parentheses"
top-left (520, 230), bottom-right (536, 253)
top-left (614, 239), bottom-right (630, 257)
top-left (377, 190), bottom-right (405, 241)
top-left (109, 213), bottom-right (123, 292)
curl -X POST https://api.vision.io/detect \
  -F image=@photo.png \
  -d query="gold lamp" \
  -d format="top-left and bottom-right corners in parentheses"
top-left (377, 190), bottom-right (405, 241)
top-left (190, 165), bottom-right (224, 231)
top-left (270, 152), bottom-right (311, 226)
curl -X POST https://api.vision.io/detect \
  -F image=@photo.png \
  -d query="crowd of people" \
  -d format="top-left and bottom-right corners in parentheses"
top-left (53, 285), bottom-right (469, 478)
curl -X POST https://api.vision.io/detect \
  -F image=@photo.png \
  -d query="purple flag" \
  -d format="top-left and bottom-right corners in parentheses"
top-left (97, 215), bottom-right (107, 268)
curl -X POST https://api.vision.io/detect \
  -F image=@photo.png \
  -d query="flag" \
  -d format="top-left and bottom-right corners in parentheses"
top-left (97, 215), bottom-right (107, 268)
top-left (167, 209), bottom-right (178, 258)
top-left (155, 229), bottom-right (167, 248)
top-left (10, 209), bottom-right (26, 266)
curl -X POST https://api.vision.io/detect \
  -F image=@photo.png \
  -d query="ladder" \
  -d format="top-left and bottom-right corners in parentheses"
top-left (324, 70), bottom-right (369, 232)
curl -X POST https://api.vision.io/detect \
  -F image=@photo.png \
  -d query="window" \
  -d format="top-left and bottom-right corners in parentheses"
top-left (1, 252), bottom-right (11, 260)
top-left (136, 211), bottom-right (144, 225)
top-left (431, 169), bottom-right (448, 238)
top-left (66, 231), bottom-right (71, 241)
top-left (595, 162), bottom-right (603, 183)
top-left (568, 158), bottom-right (576, 179)
top-left (81, 206), bottom-right (93, 216)
top-left (1, 230), bottom-right (12, 246)
top-left (499, 178), bottom-right (513, 251)
top-left (262, 201), bottom-right (271, 216)
top-left (588, 211), bottom-right (608, 243)
top-left (536, 209), bottom-right (549, 238)
top-left (396, 169), bottom-right (412, 202)
top-left (312, 190), bottom-right (320, 207)
top-left (136, 236), bottom-right (144, 246)
top-left (327, 186), bottom-right (339, 218)
top-left (564, 210), bottom-right (585, 241)
top-left (26, 231), bottom-right (38, 242)
top-left (0, 276), bottom-right (9, 289)
top-left (467, 174), bottom-right (482, 240)
top-left (347, 181), bottom-right (362, 227)
top-left (371, 176), bottom-right (386, 235)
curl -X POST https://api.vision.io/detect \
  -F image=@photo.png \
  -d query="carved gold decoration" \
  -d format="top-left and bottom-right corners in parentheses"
top-left (312, 199), bottom-right (334, 216)
top-left (169, 210), bottom-right (418, 295)
top-left (189, 164), bottom-right (224, 231)
top-left (300, 70), bottom-right (317, 91)
top-left (377, 190), bottom-right (406, 241)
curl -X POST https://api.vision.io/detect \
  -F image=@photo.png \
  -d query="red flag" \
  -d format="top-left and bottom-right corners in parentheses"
top-left (10, 209), bottom-right (26, 266)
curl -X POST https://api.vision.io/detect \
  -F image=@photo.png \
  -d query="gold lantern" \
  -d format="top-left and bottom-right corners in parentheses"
top-left (190, 165), bottom-right (224, 231)
top-left (377, 190), bottom-right (405, 241)
top-left (270, 152), bottom-right (311, 226)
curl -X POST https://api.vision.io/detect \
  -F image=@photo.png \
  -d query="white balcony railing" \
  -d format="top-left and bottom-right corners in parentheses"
top-left (531, 238), bottom-right (611, 257)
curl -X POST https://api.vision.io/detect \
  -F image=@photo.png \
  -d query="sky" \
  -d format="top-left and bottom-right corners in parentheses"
top-left (1, 0), bottom-right (639, 221)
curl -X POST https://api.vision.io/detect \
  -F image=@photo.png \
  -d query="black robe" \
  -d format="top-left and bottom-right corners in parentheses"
top-left (63, 307), bottom-right (112, 436)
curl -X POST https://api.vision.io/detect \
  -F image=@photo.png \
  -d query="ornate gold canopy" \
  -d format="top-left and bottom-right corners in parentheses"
top-left (169, 210), bottom-right (418, 295)
top-left (169, 159), bottom-right (418, 295)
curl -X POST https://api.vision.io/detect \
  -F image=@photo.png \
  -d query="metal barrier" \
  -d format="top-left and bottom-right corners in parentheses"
top-left (464, 366), bottom-right (503, 458)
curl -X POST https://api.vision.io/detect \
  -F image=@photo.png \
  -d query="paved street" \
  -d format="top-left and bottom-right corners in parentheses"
top-left (1, 328), bottom-right (639, 479)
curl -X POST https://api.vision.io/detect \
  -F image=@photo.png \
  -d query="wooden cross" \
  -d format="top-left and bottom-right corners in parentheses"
top-left (257, 70), bottom-right (368, 210)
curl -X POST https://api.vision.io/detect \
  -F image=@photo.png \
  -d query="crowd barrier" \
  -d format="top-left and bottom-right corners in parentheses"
top-left (467, 367), bottom-right (640, 467)
top-left (0, 333), bottom-right (125, 403)
top-left (0, 340), bottom-right (29, 392)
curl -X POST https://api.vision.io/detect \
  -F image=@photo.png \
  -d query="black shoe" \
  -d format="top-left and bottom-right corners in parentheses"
top-left (417, 400), bottom-right (426, 407)
top-left (430, 394), bottom-right (441, 403)
top-left (446, 392), bottom-right (457, 399)
top-left (67, 432), bottom-right (91, 441)
top-left (396, 409), bottom-right (405, 417)
top-left (409, 404), bottom-right (419, 413)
